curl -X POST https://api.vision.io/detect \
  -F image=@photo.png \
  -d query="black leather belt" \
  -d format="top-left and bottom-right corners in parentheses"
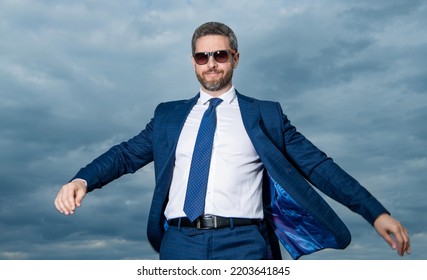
top-left (168, 216), bottom-right (261, 229)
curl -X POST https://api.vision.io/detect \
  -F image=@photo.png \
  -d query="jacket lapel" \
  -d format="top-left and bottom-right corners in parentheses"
top-left (156, 94), bottom-right (199, 189)
top-left (166, 94), bottom-right (199, 149)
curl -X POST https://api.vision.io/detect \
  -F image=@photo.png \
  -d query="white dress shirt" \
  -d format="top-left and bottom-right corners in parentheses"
top-left (164, 86), bottom-right (264, 220)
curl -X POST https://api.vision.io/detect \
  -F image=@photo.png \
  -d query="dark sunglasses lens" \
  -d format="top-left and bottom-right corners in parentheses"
top-left (214, 51), bottom-right (229, 63)
top-left (194, 53), bottom-right (209, 65)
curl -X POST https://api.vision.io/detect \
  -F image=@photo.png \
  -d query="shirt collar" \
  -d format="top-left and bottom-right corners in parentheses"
top-left (199, 85), bottom-right (236, 105)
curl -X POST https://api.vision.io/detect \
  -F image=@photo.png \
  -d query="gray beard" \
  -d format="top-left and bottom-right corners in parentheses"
top-left (196, 70), bottom-right (233, 92)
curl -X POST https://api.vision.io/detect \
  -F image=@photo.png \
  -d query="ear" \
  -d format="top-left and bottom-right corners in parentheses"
top-left (232, 52), bottom-right (240, 69)
top-left (191, 55), bottom-right (196, 69)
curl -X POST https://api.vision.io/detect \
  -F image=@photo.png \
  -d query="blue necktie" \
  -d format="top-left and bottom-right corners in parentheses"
top-left (184, 98), bottom-right (223, 222)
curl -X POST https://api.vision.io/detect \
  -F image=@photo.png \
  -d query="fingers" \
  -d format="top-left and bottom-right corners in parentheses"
top-left (54, 180), bottom-right (87, 215)
top-left (389, 222), bottom-right (411, 256)
top-left (54, 185), bottom-right (75, 215)
top-left (394, 226), bottom-right (411, 256)
top-left (404, 228), bottom-right (411, 255)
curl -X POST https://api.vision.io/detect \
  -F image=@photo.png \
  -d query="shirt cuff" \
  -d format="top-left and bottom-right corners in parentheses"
top-left (72, 178), bottom-right (88, 188)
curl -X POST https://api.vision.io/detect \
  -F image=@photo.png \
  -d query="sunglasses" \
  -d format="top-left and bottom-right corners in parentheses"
top-left (193, 49), bottom-right (237, 65)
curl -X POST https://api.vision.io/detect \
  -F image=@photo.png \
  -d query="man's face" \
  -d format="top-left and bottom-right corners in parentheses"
top-left (192, 35), bottom-right (239, 96)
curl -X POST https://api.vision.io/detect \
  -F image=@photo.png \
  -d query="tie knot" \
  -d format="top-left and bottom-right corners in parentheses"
top-left (209, 98), bottom-right (223, 108)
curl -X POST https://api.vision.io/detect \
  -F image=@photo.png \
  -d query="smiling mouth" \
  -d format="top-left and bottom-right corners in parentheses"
top-left (205, 70), bottom-right (221, 77)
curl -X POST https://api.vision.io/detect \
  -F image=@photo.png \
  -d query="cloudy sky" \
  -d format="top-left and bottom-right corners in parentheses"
top-left (1, 0), bottom-right (426, 260)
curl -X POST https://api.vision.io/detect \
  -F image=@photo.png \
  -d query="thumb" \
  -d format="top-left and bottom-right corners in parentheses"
top-left (378, 229), bottom-right (397, 250)
top-left (74, 188), bottom-right (86, 208)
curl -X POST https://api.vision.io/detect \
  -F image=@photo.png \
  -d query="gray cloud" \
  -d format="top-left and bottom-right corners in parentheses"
top-left (1, 0), bottom-right (426, 260)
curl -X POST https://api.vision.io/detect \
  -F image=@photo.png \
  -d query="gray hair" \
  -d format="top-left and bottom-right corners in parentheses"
top-left (191, 22), bottom-right (238, 54)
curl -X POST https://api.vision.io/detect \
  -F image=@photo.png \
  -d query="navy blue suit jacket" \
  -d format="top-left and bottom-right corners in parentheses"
top-left (74, 91), bottom-right (388, 259)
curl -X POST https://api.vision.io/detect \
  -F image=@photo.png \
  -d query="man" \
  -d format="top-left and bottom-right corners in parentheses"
top-left (54, 22), bottom-right (411, 260)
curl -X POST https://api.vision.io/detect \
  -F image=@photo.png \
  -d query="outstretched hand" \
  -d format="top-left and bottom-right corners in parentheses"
top-left (54, 179), bottom-right (87, 215)
top-left (373, 213), bottom-right (411, 256)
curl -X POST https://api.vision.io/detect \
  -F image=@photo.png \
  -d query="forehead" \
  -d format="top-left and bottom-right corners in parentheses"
top-left (194, 35), bottom-right (231, 52)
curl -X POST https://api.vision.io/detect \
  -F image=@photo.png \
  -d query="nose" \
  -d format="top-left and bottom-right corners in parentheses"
top-left (206, 55), bottom-right (218, 69)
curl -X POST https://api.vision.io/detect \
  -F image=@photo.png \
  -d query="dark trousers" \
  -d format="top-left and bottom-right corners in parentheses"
top-left (159, 222), bottom-right (272, 260)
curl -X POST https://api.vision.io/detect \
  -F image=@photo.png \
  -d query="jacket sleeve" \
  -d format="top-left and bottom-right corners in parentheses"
top-left (72, 120), bottom-right (154, 192)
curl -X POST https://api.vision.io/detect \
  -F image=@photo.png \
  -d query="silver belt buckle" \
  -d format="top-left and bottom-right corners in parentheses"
top-left (196, 215), bottom-right (218, 229)
top-left (212, 216), bottom-right (218, 228)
